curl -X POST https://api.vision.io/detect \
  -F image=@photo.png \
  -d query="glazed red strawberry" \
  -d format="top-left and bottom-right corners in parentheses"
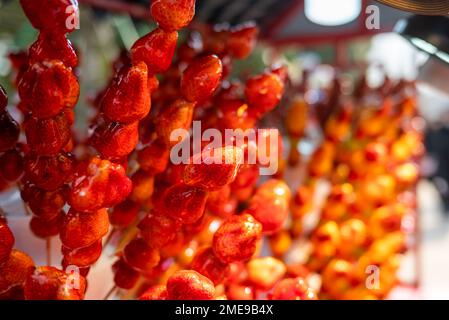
top-left (137, 138), bottom-right (170, 174)
top-left (18, 61), bottom-right (79, 119)
top-left (102, 62), bottom-right (151, 123)
top-left (0, 221), bottom-right (14, 266)
top-left (191, 247), bottom-right (228, 285)
top-left (129, 169), bottom-right (154, 203)
top-left (62, 240), bottom-right (103, 268)
top-left (21, 183), bottom-right (67, 219)
top-left (227, 22), bottom-right (259, 59)
top-left (90, 119), bottom-right (139, 160)
top-left (151, 0), bottom-right (195, 32)
top-left (0, 112), bottom-right (20, 153)
top-left (112, 258), bottom-right (140, 289)
top-left (24, 112), bottom-right (71, 155)
top-left (29, 214), bottom-right (62, 238)
top-left (156, 99), bottom-right (195, 147)
top-left (24, 153), bottom-right (74, 191)
top-left (24, 266), bottom-right (87, 300)
top-left (20, 0), bottom-right (79, 34)
top-left (69, 157), bottom-right (132, 212)
top-left (213, 213), bottom-right (262, 263)
top-left (0, 85), bottom-right (7, 112)
top-left (138, 211), bottom-right (181, 249)
top-left (139, 284), bottom-right (168, 300)
top-left (167, 270), bottom-right (215, 300)
top-left (110, 199), bottom-right (140, 229)
top-left (130, 29), bottom-right (178, 74)
top-left (270, 277), bottom-right (317, 300)
top-left (29, 33), bottom-right (78, 68)
top-left (123, 238), bottom-right (161, 273)
top-left (245, 72), bottom-right (284, 117)
top-left (60, 208), bottom-right (109, 249)
top-left (183, 146), bottom-right (243, 191)
top-left (162, 184), bottom-right (208, 224)
top-left (181, 55), bottom-right (223, 104)
top-left (0, 149), bottom-right (24, 182)
top-left (0, 250), bottom-right (35, 297)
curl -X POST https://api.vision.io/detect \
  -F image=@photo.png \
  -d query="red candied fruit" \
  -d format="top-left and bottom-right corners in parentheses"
top-left (151, 0), bottom-right (195, 32)
top-left (269, 277), bottom-right (318, 300)
top-left (19, 0), bottom-right (79, 34)
top-left (21, 183), bottom-right (66, 220)
top-left (130, 169), bottom-right (154, 203)
top-left (0, 85), bottom-right (7, 111)
top-left (162, 184), bottom-right (208, 224)
top-left (29, 33), bottom-right (78, 68)
top-left (181, 55), bottom-right (223, 104)
top-left (213, 213), bottom-right (262, 263)
top-left (24, 266), bottom-right (87, 300)
top-left (130, 28), bottom-right (178, 74)
top-left (138, 211), bottom-right (181, 249)
top-left (167, 270), bottom-right (215, 300)
top-left (227, 22), bottom-right (259, 59)
top-left (247, 179), bottom-right (291, 234)
top-left (191, 247), bottom-right (228, 285)
top-left (0, 221), bottom-right (15, 266)
top-left (69, 157), bottom-right (132, 212)
top-left (245, 72), bottom-right (284, 117)
top-left (19, 60), bottom-right (79, 118)
top-left (24, 112), bottom-right (71, 155)
top-left (110, 199), bottom-right (140, 229)
top-left (183, 146), bottom-right (243, 191)
top-left (91, 119), bottom-right (139, 160)
top-left (0, 250), bottom-right (35, 296)
top-left (139, 284), bottom-right (168, 300)
top-left (60, 208), bottom-right (109, 249)
top-left (24, 152), bottom-right (74, 191)
top-left (0, 149), bottom-right (24, 182)
top-left (156, 99), bottom-right (195, 147)
top-left (29, 214), bottom-right (62, 239)
top-left (123, 238), bottom-right (161, 273)
top-left (62, 240), bottom-right (103, 268)
top-left (0, 112), bottom-right (20, 152)
top-left (102, 62), bottom-right (151, 123)
top-left (137, 138), bottom-right (170, 174)
top-left (113, 258), bottom-right (140, 289)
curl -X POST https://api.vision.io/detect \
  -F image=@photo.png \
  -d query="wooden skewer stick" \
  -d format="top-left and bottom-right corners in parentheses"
top-left (103, 285), bottom-right (117, 300)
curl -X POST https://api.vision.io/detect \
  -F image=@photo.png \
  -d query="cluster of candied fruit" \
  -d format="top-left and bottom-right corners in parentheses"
top-left (0, 0), bottom-right (422, 301)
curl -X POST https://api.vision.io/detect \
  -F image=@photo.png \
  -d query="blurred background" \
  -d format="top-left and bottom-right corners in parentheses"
top-left (1, 0), bottom-right (449, 299)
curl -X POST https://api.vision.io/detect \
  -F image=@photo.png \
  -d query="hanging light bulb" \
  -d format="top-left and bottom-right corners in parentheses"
top-left (305, 0), bottom-right (362, 26)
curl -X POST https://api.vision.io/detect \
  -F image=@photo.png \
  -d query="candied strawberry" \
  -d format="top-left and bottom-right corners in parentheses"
top-left (139, 284), bottom-right (168, 300)
top-left (0, 85), bottom-right (7, 112)
top-left (245, 72), bottom-right (284, 117)
top-left (167, 270), bottom-right (215, 300)
top-left (102, 62), bottom-right (150, 123)
top-left (227, 22), bottom-right (259, 59)
top-left (162, 184), bottom-right (208, 224)
top-left (151, 0), bottom-right (195, 32)
top-left (0, 112), bottom-right (20, 152)
top-left (0, 250), bottom-right (35, 295)
top-left (62, 240), bottom-right (103, 267)
top-left (113, 258), bottom-right (140, 290)
top-left (0, 222), bottom-right (15, 266)
top-left (130, 29), bottom-right (178, 74)
top-left (0, 149), bottom-right (24, 182)
top-left (138, 211), bottom-right (181, 249)
top-left (181, 55), bottom-right (223, 104)
top-left (29, 33), bottom-right (78, 67)
top-left (191, 247), bottom-right (228, 285)
top-left (123, 238), bottom-right (161, 273)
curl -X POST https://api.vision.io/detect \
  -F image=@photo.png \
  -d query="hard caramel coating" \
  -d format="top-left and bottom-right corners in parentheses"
top-left (29, 214), bottom-right (62, 239)
top-left (227, 22), bottom-right (259, 59)
top-left (183, 146), bottom-right (243, 191)
top-left (181, 55), bottom-right (223, 104)
top-left (156, 99), bottom-right (195, 147)
top-left (191, 247), bottom-right (228, 285)
top-left (60, 208), bottom-right (109, 249)
top-left (19, 60), bottom-right (79, 119)
top-left (270, 277), bottom-right (318, 300)
top-left (247, 179), bottom-right (291, 234)
top-left (130, 29), bottom-right (178, 74)
top-left (91, 119), bottom-right (139, 160)
top-left (167, 270), bottom-right (215, 300)
top-left (212, 213), bottom-right (262, 264)
top-left (0, 112), bottom-right (20, 153)
top-left (62, 240), bottom-right (103, 268)
top-left (102, 62), bottom-right (151, 123)
top-left (123, 238), bottom-right (161, 273)
top-left (24, 266), bottom-right (87, 300)
top-left (162, 184), bottom-right (208, 224)
top-left (29, 33), bottom-right (78, 68)
top-left (138, 211), bottom-right (181, 249)
top-left (110, 199), bottom-right (140, 229)
top-left (19, 0), bottom-right (79, 34)
top-left (0, 222), bottom-right (14, 266)
top-left (0, 250), bottom-right (35, 296)
top-left (150, 0), bottom-right (195, 32)
top-left (112, 258), bottom-right (140, 290)
top-left (21, 183), bottom-right (67, 220)
top-left (0, 148), bottom-right (24, 182)
top-left (139, 284), bottom-right (168, 300)
top-left (137, 138), bottom-right (170, 174)
top-left (69, 157), bottom-right (132, 212)
top-left (24, 112), bottom-right (71, 155)
top-left (24, 152), bottom-right (74, 191)
top-left (245, 72), bottom-right (284, 118)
